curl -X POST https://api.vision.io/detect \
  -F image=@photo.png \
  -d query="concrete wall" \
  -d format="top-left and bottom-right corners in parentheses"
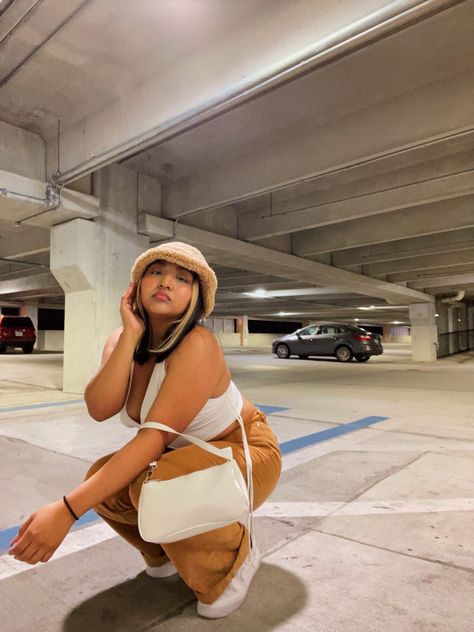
top-left (383, 326), bottom-right (411, 344)
top-left (36, 330), bottom-right (64, 352)
top-left (216, 332), bottom-right (275, 348)
top-left (0, 121), bottom-right (45, 180)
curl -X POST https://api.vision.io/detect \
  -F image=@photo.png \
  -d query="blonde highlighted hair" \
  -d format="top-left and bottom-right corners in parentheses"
top-left (133, 266), bottom-right (204, 364)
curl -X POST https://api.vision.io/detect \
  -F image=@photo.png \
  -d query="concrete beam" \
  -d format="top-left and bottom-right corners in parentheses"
top-left (332, 228), bottom-right (474, 267)
top-left (139, 213), bottom-right (433, 305)
top-left (0, 225), bottom-right (50, 259)
top-left (0, 272), bottom-right (61, 299)
top-left (164, 68), bottom-right (474, 218)
top-left (238, 171), bottom-right (474, 241)
top-left (409, 272), bottom-right (474, 289)
top-left (363, 248), bottom-right (474, 276)
top-left (388, 264), bottom-right (474, 283)
top-left (0, 170), bottom-right (100, 228)
top-left (52, 0), bottom-right (453, 183)
top-left (293, 195), bottom-right (474, 255)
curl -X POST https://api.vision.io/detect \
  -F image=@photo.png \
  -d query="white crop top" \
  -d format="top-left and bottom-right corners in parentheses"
top-left (118, 360), bottom-right (244, 448)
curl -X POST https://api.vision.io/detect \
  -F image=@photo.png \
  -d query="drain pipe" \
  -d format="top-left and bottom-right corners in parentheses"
top-left (441, 290), bottom-right (465, 304)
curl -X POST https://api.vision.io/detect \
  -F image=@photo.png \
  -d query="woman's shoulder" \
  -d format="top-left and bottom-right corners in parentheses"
top-left (168, 325), bottom-right (222, 366)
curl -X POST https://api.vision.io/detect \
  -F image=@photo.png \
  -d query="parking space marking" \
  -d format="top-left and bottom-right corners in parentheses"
top-left (0, 412), bottom-right (391, 575)
top-left (255, 497), bottom-right (474, 518)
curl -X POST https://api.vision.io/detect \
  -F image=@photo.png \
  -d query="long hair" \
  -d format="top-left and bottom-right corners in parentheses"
top-left (133, 266), bottom-right (204, 364)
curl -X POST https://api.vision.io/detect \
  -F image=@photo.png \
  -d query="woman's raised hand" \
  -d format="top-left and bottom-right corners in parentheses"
top-left (120, 282), bottom-right (146, 339)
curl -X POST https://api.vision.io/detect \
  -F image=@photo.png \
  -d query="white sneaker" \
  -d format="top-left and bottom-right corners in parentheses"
top-left (197, 545), bottom-right (261, 619)
top-left (145, 560), bottom-right (178, 578)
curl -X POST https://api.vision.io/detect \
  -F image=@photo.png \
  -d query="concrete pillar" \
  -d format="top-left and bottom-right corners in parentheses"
top-left (408, 302), bottom-right (438, 362)
top-left (236, 315), bottom-right (249, 347)
top-left (51, 165), bottom-right (151, 394)
top-left (20, 301), bottom-right (38, 347)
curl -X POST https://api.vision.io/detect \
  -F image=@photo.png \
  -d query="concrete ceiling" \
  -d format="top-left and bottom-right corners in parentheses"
top-left (1, 0), bottom-right (473, 325)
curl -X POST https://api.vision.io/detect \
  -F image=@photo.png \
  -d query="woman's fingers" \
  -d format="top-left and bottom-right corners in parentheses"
top-left (13, 540), bottom-right (38, 563)
top-left (29, 548), bottom-right (49, 565)
top-left (9, 530), bottom-right (32, 556)
top-left (41, 551), bottom-right (54, 563)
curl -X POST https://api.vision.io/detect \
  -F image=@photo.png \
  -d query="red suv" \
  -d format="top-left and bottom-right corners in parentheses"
top-left (0, 315), bottom-right (36, 353)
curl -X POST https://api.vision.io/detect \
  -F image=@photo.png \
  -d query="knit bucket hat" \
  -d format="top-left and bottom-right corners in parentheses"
top-left (131, 241), bottom-right (218, 318)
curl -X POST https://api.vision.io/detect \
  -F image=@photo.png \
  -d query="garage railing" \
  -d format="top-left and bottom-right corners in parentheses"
top-left (437, 329), bottom-right (474, 358)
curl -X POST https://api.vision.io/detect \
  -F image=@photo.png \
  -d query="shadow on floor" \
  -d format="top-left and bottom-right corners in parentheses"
top-left (62, 563), bottom-right (307, 631)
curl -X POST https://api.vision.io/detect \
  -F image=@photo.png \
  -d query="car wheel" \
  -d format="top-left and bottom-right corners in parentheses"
top-left (298, 354), bottom-right (309, 359)
top-left (355, 354), bottom-right (370, 362)
top-left (335, 346), bottom-right (353, 362)
top-left (22, 344), bottom-right (34, 354)
top-left (275, 344), bottom-right (290, 359)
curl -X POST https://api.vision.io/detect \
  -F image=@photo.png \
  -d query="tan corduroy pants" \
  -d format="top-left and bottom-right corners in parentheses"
top-left (84, 409), bottom-right (282, 604)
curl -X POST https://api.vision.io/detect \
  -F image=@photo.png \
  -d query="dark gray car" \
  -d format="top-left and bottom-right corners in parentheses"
top-left (272, 323), bottom-right (383, 362)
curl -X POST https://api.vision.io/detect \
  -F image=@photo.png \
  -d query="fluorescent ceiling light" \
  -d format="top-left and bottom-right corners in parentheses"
top-left (243, 288), bottom-right (267, 298)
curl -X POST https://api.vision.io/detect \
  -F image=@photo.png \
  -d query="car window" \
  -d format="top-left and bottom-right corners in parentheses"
top-left (319, 326), bottom-right (337, 335)
top-left (337, 326), bottom-right (349, 333)
top-left (1, 317), bottom-right (34, 328)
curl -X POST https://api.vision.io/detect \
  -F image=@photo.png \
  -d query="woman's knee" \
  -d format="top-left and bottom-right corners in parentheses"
top-left (84, 451), bottom-right (116, 481)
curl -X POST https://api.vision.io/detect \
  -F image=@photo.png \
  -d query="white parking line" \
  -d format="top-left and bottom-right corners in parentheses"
top-left (255, 497), bottom-right (474, 518)
top-left (0, 522), bottom-right (116, 580)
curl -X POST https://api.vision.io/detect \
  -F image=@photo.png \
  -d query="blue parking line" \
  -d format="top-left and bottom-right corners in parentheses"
top-left (0, 400), bottom-right (84, 413)
top-left (279, 415), bottom-right (389, 455)
top-left (0, 401), bottom-right (288, 415)
top-left (0, 412), bottom-right (389, 553)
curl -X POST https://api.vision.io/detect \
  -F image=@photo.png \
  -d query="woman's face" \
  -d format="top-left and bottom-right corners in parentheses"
top-left (139, 259), bottom-right (195, 319)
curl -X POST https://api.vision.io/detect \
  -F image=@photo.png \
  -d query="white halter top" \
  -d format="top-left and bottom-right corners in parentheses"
top-left (119, 360), bottom-right (243, 449)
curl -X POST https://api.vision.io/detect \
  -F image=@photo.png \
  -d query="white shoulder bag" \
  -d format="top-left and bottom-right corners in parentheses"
top-left (136, 393), bottom-right (255, 549)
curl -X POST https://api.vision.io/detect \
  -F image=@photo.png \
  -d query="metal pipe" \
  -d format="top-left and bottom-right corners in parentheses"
top-left (56, 0), bottom-right (465, 185)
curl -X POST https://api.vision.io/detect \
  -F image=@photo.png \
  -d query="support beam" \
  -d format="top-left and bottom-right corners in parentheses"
top-left (388, 264), bottom-right (474, 283)
top-left (139, 213), bottom-right (433, 305)
top-left (238, 171), bottom-right (474, 241)
top-left (363, 248), bottom-right (474, 276)
top-left (53, 0), bottom-right (458, 183)
top-left (293, 195), bottom-right (474, 255)
top-left (332, 229), bottom-right (474, 267)
top-left (0, 272), bottom-right (61, 299)
top-left (0, 225), bottom-right (50, 259)
top-left (409, 272), bottom-right (474, 289)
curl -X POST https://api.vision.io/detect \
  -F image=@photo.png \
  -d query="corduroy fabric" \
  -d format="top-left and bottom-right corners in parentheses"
top-left (131, 242), bottom-right (218, 318)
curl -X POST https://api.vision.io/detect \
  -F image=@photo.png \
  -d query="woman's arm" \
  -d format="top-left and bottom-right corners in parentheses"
top-left (8, 429), bottom-right (164, 564)
top-left (9, 326), bottom-right (222, 565)
top-left (65, 428), bottom-right (165, 517)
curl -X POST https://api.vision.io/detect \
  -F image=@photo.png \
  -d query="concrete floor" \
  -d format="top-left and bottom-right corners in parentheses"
top-left (1, 345), bottom-right (473, 631)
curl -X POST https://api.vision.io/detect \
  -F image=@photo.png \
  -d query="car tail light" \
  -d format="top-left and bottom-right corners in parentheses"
top-left (355, 334), bottom-right (372, 341)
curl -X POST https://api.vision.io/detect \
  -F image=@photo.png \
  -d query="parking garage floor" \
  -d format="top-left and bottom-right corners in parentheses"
top-left (1, 345), bottom-right (473, 631)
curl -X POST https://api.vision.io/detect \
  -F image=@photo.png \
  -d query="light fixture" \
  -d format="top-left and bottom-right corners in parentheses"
top-left (243, 288), bottom-right (267, 298)
top-left (435, 313), bottom-right (439, 317)
top-left (391, 321), bottom-right (402, 324)
top-left (353, 318), bottom-right (359, 321)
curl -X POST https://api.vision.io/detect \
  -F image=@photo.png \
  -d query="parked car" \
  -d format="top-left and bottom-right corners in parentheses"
top-left (272, 323), bottom-right (383, 362)
top-left (0, 315), bottom-right (36, 353)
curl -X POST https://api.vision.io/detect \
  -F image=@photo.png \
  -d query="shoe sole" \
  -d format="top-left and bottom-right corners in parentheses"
top-left (197, 551), bottom-right (261, 619)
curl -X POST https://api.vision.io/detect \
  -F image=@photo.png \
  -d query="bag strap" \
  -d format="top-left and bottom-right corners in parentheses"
top-left (138, 421), bottom-right (234, 461)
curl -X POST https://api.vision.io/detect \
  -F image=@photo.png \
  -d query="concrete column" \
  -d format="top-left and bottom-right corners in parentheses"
top-left (51, 165), bottom-right (151, 394)
top-left (20, 301), bottom-right (38, 347)
top-left (236, 315), bottom-right (249, 347)
top-left (408, 302), bottom-right (438, 362)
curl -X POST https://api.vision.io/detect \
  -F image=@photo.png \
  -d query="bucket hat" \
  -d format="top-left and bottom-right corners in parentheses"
top-left (131, 242), bottom-right (217, 318)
